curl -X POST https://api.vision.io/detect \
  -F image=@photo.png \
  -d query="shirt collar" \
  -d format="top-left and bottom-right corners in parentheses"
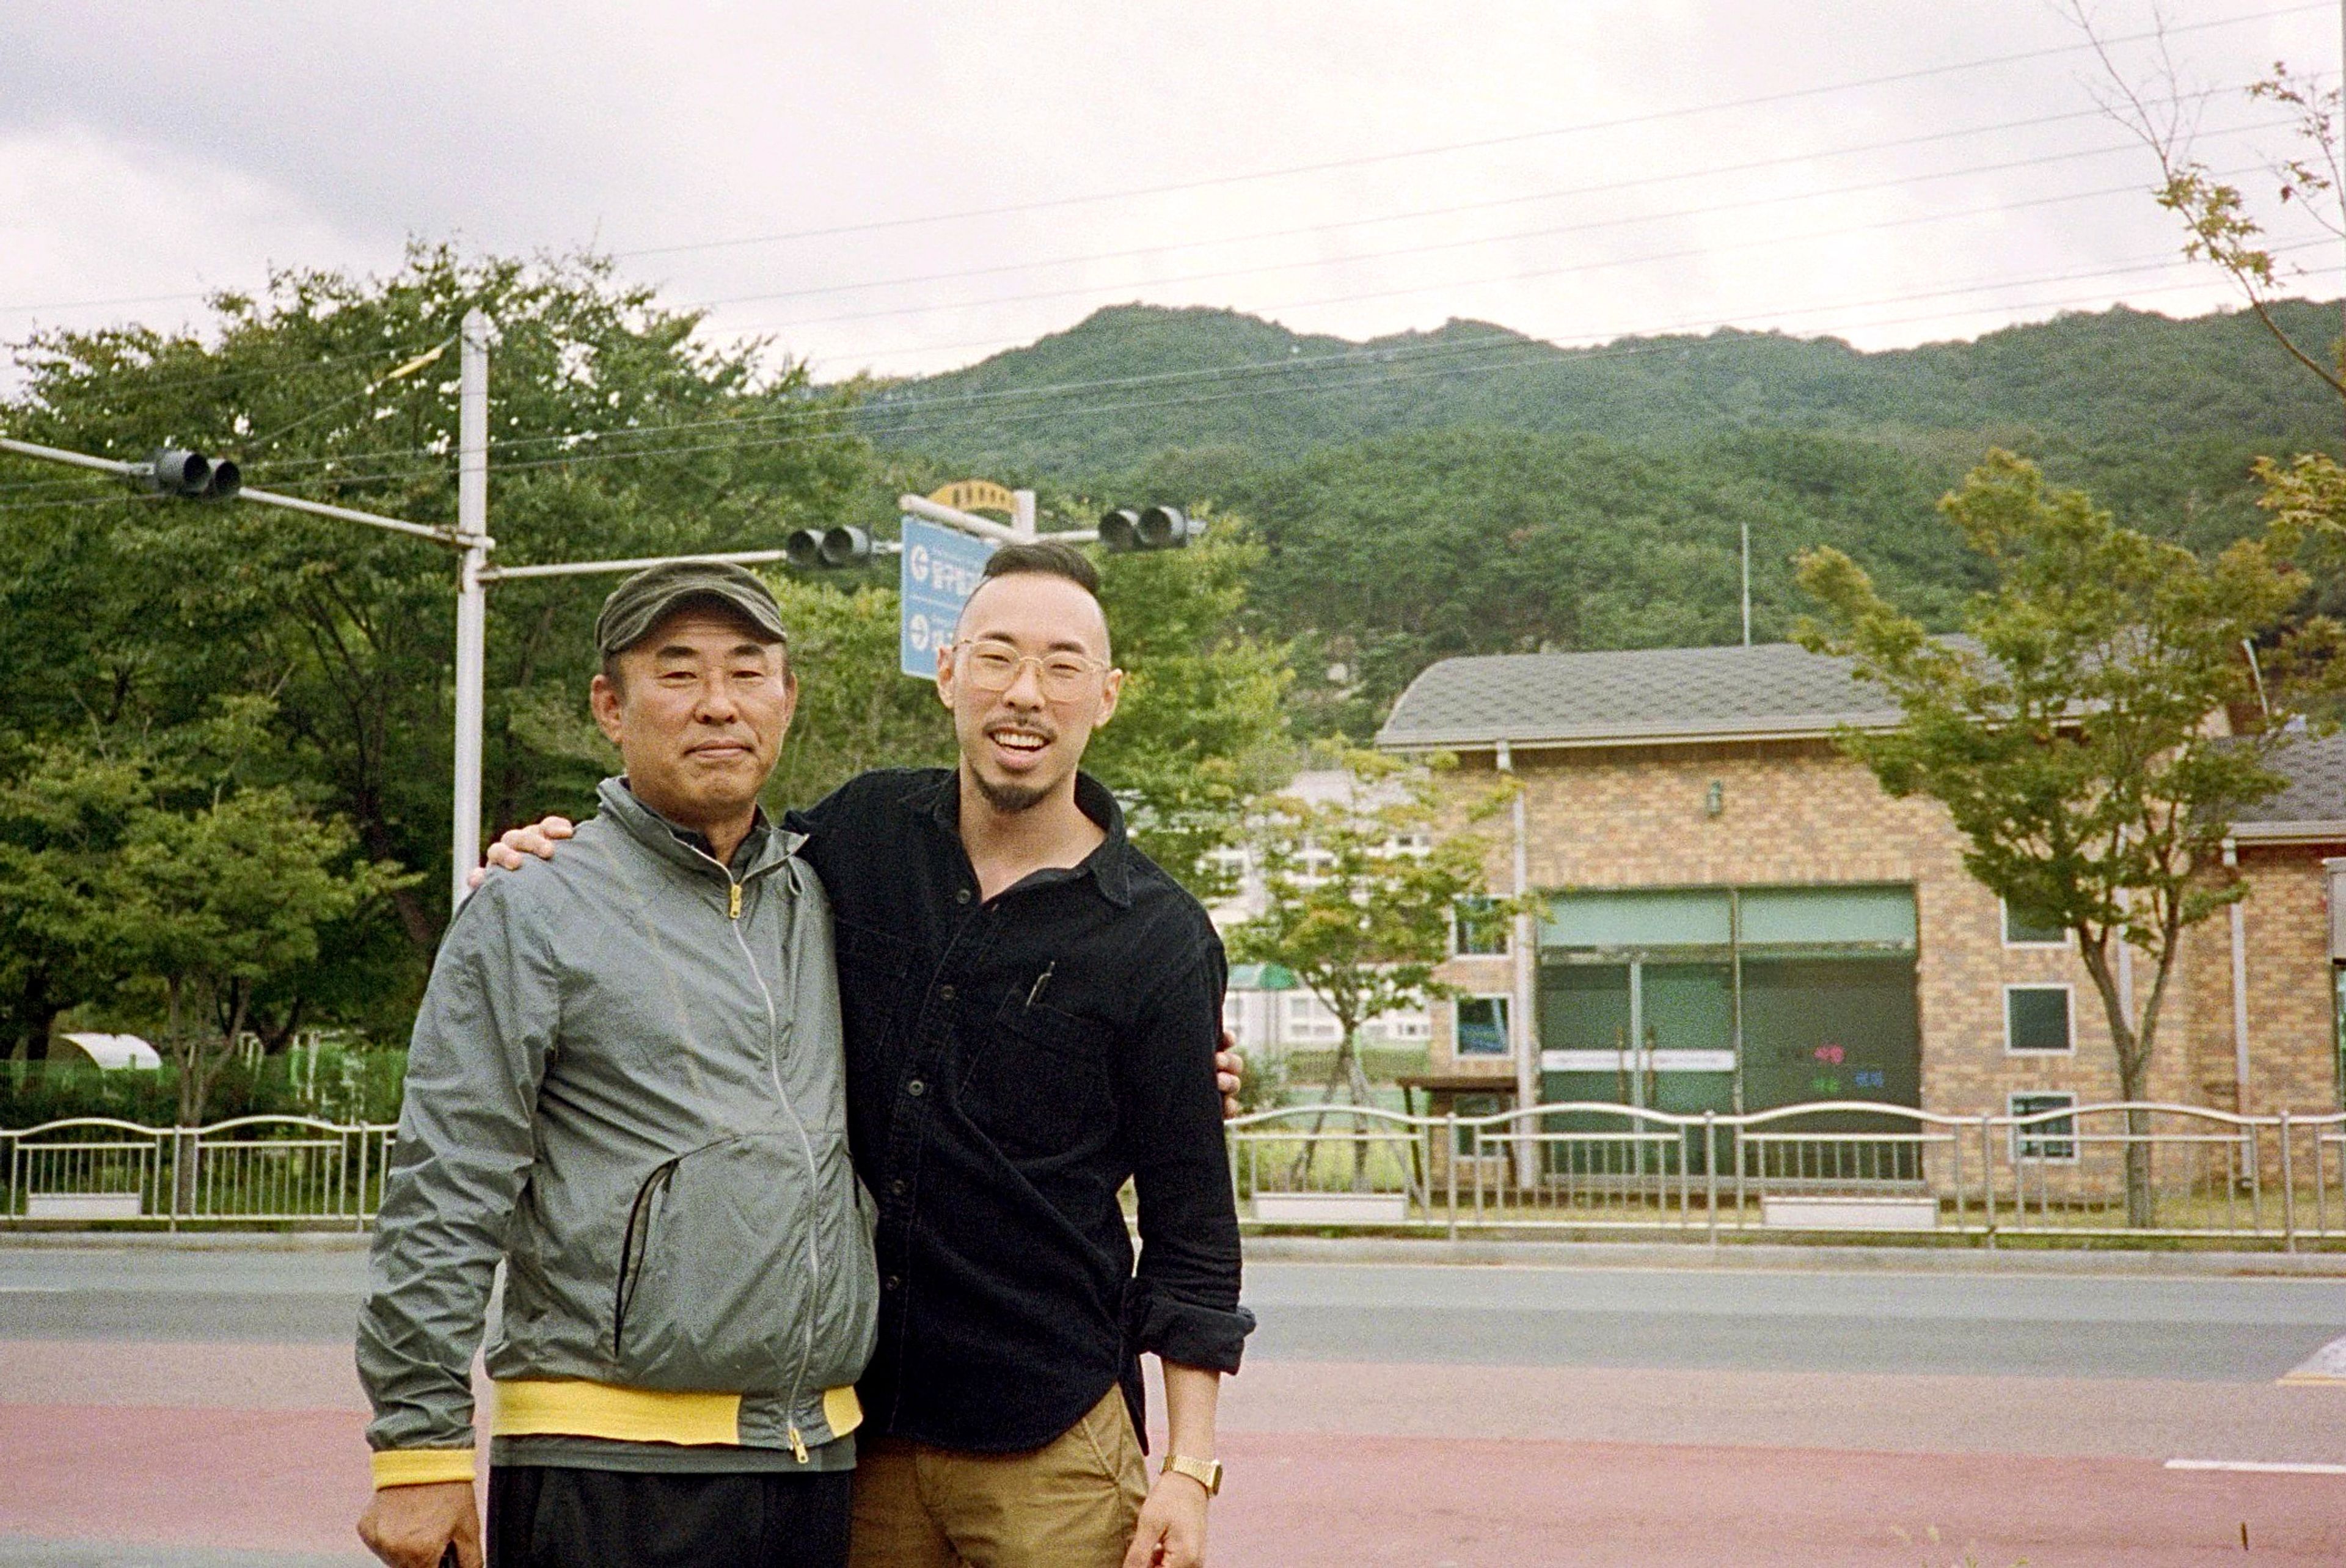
top-left (599, 775), bottom-right (801, 878)
top-left (912, 768), bottom-right (1133, 908)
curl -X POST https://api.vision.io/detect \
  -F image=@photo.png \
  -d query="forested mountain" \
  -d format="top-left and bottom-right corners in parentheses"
top-left (860, 299), bottom-right (2346, 476)
top-left (863, 299), bottom-right (2346, 734)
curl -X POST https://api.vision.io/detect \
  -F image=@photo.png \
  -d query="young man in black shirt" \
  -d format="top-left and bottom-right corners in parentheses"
top-left (491, 542), bottom-right (1249, 1567)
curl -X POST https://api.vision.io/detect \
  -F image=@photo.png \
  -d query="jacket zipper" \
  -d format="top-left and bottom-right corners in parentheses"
top-left (695, 848), bottom-right (823, 1464)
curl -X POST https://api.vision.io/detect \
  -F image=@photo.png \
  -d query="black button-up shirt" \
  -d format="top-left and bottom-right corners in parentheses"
top-left (788, 768), bottom-right (1252, 1453)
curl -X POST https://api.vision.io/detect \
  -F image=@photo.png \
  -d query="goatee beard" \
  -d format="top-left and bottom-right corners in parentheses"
top-left (972, 771), bottom-right (1051, 815)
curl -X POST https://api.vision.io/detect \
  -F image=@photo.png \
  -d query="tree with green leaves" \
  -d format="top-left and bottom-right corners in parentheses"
top-left (0, 242), bottom-right (867, 974)
top-left (0, 743), bottom-right (153, 1063)
top-left (1230, 747), bottom-right (1510, 1187)
top-left (121, 786), bottom-right (398, 1131)
top-left (1796, 450), bottom-right (2341, 1225)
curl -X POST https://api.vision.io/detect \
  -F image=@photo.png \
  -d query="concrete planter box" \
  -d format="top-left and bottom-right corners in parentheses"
top-left (1252, 1191), bottom-right (1410, 1224)
top-left (1760, 1195), bottom-right (1937, 1231)
top-left (26, 1192), bottom-right (145, 1221)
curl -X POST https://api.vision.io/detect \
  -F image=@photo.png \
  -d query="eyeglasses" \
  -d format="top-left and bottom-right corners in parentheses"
top-left (951, 641), bottom-right (1112, 701)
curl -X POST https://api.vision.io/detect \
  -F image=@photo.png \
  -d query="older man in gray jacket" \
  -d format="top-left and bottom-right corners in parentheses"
top-left (355, 563), bottom-right (876, 1568)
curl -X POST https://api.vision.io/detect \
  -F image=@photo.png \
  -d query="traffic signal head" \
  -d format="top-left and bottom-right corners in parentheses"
top-left (784, 525), bottom-right (872, 569)
top-left (1137, 504), bottom-right (1196, 549)
top-left (1098, 508), bottom-right (1142, 552)
top-left (1099, 503), bottom-right (1200, 552)
top-left (139, 448), bottom-right (237, 500)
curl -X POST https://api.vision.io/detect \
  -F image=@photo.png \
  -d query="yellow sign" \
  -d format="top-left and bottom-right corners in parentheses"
top-left (927, 478), bottom-right (1017, 517)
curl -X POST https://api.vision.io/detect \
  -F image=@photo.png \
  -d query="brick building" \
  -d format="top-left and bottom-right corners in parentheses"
top-left (1375, 643), bottom-right (2346, 1131)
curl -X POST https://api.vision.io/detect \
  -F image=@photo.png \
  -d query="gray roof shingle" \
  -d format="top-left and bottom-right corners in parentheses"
top-left (2234, 731), bottom-right (2346, 831)
top-left (1375, 643), bottom-right (1902, 749)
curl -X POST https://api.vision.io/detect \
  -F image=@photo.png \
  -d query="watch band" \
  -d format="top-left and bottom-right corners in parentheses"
top-left (1162, 1453), bottom-right (1222, 1495)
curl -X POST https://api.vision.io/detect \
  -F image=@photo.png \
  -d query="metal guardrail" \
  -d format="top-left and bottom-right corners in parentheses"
top-left (9, 1102), bottom-right (2345, 1249)
top-left (0, 1116), bottom-right (396, 1230)
top-left (1227, 1099), bottom-right (2346, 1249)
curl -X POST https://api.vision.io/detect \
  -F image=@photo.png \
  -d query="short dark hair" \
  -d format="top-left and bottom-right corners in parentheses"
top-left (979, 539), bottom-right (1101, 597)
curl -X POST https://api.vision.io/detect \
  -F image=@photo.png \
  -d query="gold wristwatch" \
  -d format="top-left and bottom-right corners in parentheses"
top-left (1162, 1454), bottom-right (1222, 1495)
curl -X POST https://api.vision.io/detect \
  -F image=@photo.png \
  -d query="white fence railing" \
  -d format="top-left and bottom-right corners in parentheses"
top-left (0, 1117), bottom-right (395, 1229)
top-left (8, 1102), bottom-right (2345, 1247)
top-left (1228, 1099), bottom-right (2346, 1248)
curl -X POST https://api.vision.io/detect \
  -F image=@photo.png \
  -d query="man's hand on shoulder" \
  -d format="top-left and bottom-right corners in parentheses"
top-left (1215, 1033), bottom-right (1245, 1121)
top-left (358, 1479), bottom-right (480, 1568)
top-left (466, 816), bottom-right (577, 888)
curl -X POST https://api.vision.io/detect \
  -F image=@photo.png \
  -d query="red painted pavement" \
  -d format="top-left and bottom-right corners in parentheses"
top-left (1210, 1429), bottom-right (2346, 1567)
top-left (0, 1402), bottom-right (373, 1555)
top-left (5, 1342), bottom-right (2345, 1564)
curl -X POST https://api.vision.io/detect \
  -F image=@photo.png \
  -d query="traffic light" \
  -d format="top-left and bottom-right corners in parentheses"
top-left (1097, 503), bottom-right (1202, 552)
top-left (784, 525), bottom-right (872, 569)
top-left (135, 448), bottom-right (240, 500)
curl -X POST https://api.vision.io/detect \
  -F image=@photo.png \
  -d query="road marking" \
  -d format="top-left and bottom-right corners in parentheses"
top-left (2279, 1333), bottom-right (2346, 1385)
top-left (2166, 1459), bottom-right (2346, 1475)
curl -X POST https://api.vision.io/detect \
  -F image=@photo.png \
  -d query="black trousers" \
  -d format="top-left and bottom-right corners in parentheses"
top-left (487, 1465), bottom-right (852, 1568)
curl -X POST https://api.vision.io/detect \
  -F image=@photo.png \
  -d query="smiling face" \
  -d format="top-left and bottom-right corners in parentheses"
top-left (590, 605), bottom-right (796, 837)
top-left (937, 570), bottom-right (1121, 815)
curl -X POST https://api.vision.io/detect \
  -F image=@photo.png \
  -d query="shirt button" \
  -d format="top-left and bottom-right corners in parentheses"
top-left (938, 984), bottom-right (956, 1002)
top-left (888, 1179), bottom-right (907, 1197)
top-left (956, 888), bottom-right (971, 905)
top-left (906, 1078), bottom-right (927, 1098)
top-left (883, 1275), bottom-right (901, 1292)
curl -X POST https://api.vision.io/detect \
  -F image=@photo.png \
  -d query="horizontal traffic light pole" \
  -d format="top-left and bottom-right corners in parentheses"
top-left (0, 434), bottom-right (476, 548)
top-left (480, 541), bottom-right (902, 583)
top-left (898, 492), bottom-right (1099, 546)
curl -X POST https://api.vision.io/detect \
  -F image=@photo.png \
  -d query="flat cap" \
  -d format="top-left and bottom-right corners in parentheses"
top-left (594, 561), bottom-right (789, 658)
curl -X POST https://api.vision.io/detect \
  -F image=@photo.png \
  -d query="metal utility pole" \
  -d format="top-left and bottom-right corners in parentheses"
top-left (1740, 516), bottom-right (1752, 646)
top-left (1496, 738), bottom-right (1539, 1191)
top-left (450, 310), bottom-right (491, 908)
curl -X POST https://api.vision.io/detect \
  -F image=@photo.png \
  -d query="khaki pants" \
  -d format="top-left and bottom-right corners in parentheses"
top-left (848, 1388), bottom-right (1147, 1568)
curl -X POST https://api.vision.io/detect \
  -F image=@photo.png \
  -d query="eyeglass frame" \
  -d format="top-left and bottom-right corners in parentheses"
top-left (945, 638), bottom-right (1118, 701)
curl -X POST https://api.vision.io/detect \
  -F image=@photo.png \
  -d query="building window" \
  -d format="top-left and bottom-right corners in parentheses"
top-left (1455, 996), bottom-right (1511, 1057)
top-left (1454, 895), bottom-right (1510, 955)
top-left (2009, 1092), bottom-right (2078, 1161)
top-left (2004, 985), bottom-right (2074, 1054)
top-left (2002, 897), bottom-right (2067, 947)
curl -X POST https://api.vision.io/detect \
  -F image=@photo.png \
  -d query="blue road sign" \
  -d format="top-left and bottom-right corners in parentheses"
top-left (899, 516), bottom-right (996, 679)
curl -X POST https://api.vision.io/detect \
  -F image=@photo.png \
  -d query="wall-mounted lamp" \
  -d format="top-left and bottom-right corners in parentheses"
top-left (1705, 780), bottom-right (1725, 818)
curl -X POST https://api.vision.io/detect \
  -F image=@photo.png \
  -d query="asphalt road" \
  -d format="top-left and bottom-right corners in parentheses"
top-left (4, 1245), bottom-right (2342, 1381)
top-left (4, 1244), bottom-right (2345, 1566)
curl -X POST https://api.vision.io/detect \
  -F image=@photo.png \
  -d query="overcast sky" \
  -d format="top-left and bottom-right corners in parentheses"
top-left (1, 1), bottom-right (2339, 388)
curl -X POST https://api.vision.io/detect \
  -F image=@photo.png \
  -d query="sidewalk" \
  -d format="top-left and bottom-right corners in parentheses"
top-left (7, 1225), bottom-right (2346, 1275)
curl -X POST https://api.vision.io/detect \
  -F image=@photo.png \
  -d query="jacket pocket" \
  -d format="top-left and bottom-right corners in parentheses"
top-left (967, 993), bottom-right (1116, 1161)
top-left (611, 1132), bottom-right (815, 1392)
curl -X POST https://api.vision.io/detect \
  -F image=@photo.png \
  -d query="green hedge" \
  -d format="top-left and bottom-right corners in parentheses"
top-left (1, 1046), bottom-right (407, 1128)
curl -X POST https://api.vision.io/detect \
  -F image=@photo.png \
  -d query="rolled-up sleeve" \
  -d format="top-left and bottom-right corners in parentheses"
top-left (355, 881), bottom-right (557, 1482)
top-left (1119, 943), bottom-right (1254, 1373)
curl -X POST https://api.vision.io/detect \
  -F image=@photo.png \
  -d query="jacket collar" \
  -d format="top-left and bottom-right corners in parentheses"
top-left (597, 776), bottom-right (803, 881)
top-left (911, 768), bottom-right (1133, 908)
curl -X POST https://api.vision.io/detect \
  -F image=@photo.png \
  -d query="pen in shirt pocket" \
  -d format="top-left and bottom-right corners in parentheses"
top-left (1026, 961), bottom-right (1056, 1008)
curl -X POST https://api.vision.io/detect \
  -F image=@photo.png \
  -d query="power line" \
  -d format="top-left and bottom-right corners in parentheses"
top-left (93, 258), bottom-right (2292, 511)
top-left (13, 242), bottom-right (2327, 506)
top-left (212, 235), bottom-right (2326, 492)
top-left (610, 2), bottom-right (2326, 261)
top-left (725, 159), bottom-right (2275, 339)
top-left (685, 109), bottom-right (2283, 315)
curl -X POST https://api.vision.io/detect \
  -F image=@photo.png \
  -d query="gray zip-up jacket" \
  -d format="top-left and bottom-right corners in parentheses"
top-left (357, 778), bottom-right (877, 1487)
